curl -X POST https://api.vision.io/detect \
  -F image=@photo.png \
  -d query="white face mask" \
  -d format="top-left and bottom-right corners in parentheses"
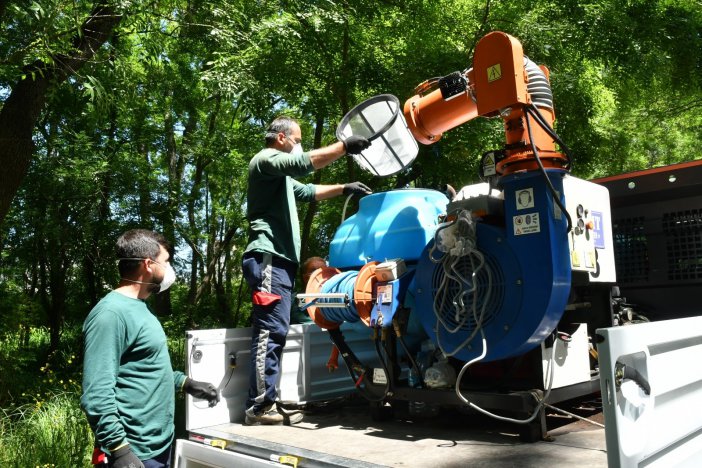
top-left (290, 143), bottom-right (303, 155)
top-left (286, 135), bottom-right (303, 155)
top-left (158, 263), bottom-right (177, 292)
top-left (119, 258), bottom-right (177, 293)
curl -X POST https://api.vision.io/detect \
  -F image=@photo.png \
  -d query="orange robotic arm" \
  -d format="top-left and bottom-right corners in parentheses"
top-left (403, 31), bottom-right (569, 176)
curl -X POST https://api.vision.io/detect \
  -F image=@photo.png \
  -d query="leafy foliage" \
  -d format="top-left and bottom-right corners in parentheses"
top-left (0, 0), bottom-right (700, 413)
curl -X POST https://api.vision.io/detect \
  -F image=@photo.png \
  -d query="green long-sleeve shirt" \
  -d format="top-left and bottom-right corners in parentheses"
top-left (81, 291), bottom-right (186, 459)
top-left (245, 148), bottom-right (316, 265)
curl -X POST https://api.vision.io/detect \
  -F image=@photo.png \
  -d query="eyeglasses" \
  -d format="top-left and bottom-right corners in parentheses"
top-left (118, 257), bottom-right (171, 266)
top-left (286, 135), bottom-right (302, 145)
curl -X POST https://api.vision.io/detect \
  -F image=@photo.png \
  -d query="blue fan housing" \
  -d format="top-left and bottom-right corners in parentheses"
top-left (412, 170), bottom-right (572, 362)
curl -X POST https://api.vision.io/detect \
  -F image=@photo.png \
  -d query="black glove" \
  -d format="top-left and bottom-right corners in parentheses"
top-left (183, 378), bottom-right (220, 407)
top-left (343, 135), bottom-right (371, 155)
top-left (343, 181), bottom-right (372, 196)
top-left (111, 445), bottom-right (144, 468)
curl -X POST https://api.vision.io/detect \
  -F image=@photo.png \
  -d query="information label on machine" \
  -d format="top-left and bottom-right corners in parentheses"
top-left (591, 210), bottom-right (605, 248)
top-left (513, 212), bottom-right (541, 235)
top-left (376, 284), bottom-right (393, 303)
top-left (372, 368), bottom-right (387, 385)
top-left (515, 188), bottom-right (534, 209)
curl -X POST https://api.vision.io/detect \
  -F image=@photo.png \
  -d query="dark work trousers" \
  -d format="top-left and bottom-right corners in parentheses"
top-left (242, 251), bottom-right (297, 415)
top-left (142, 445), bottom-right (172, 468)
top-left (102, 444), bottom-right (171, 468)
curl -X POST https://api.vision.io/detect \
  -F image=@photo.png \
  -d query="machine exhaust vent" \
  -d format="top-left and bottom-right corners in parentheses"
top-left (613, 216), bottom-right (649, 284)
top-left (663, 209), bottom-right (702, 280)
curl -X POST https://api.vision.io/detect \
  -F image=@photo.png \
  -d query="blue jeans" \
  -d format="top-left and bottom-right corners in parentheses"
top-left (242, 252), bottom-right (297, 415)
top-left (143, 444), bottom-right (171, 468)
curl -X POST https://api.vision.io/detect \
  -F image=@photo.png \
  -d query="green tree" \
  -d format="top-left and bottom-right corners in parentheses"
top-left (0, 1), bottom-right (122, 223)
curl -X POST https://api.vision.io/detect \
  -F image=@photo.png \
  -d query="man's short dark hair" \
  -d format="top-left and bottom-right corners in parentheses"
top-left (116, 229), bottom-right (171, 277)
top-left (301, 256), bottom-right (327, 286)
top-left (264, 116), bottom-right (299, 147)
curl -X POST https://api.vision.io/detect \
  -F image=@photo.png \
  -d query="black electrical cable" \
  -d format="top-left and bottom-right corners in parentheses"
top-left (524, 107), bottom-right (573, 233)
top-left (397, 335), bottom-right (424, 387)
top-left (372, 334), bottom-right (392, 399)
top-left (328, 328), bottom-right (387, 402)
top-left (525, 104), bottom-right (573, 170)
top-left (413, 77), bottom-right (442, 95)
top-left (525, 105), bottom-right (573, 169)
top-left (527, 105), bottom-right (572, 160)
top-left (221, 367), bottom-right (234, 390)
top-left (340, 357), bottom-right (384, 403)
top-left (337, 334), bottom-right (390, 403)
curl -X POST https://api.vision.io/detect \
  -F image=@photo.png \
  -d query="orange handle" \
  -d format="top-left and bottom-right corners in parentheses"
top-left (326, 346), bottom-right (340, 372)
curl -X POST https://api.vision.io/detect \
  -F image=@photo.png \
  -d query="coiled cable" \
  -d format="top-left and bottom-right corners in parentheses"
top-left (317, 270), bottom-right (360, 324)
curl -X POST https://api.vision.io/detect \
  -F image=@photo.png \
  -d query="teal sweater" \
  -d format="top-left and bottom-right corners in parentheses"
top-left (245, 147), bottom-right (316, 264)
top-left (81, 291), bottom-right (186, 459)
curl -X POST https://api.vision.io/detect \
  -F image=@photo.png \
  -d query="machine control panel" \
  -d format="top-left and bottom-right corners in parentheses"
top-left (562, 175), bottom-right (616, 282)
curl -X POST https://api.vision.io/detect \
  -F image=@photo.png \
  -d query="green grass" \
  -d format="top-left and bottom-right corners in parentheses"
top-left (0, 392), bottom-right (94, 468)
top-left (0, 324), bottom-right (192, 467)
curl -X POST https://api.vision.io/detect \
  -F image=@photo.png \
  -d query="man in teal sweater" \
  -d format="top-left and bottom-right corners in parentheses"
top-left (81, 229), bottom-right (219, 468)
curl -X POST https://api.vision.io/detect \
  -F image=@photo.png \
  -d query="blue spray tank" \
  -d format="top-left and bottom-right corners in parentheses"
top-left (329, 189), bottom-right (449, 268)
top-left (309, 189), bottom-right (448, 349)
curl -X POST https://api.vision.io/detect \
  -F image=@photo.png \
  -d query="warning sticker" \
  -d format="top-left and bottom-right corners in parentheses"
top-left (513, 213), bottom-right (541, 236)
top-left (515, 188), bottom-right (534, 210)
top-left (487, 63), bottom-right (502, 82)
top-left (483, 152), bottom-right (496, 176)
top-left (373, 368), bottom-right (387, 385)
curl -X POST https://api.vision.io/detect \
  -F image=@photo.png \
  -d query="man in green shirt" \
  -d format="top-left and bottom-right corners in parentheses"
top-left (81, 229), bottom-right (219, 468)
top-left (242, 116), bottom-right (371, 425)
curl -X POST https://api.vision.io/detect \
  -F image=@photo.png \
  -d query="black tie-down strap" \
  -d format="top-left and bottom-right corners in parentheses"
top-left (327, 327), bottom-right (388, 402)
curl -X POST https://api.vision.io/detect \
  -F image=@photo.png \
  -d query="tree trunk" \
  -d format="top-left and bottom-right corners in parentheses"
top-left (46, 190), bottom-right (75, 354)
top-left (195, 225), bottom-right (238, 304)
top-left (186, 96), bottom-right (221, 303)
top-left (0, 2), bottom-right (122, 223)
top-left (85, 59), bottom-right (117, 306)
top-left (300, 115), bottom-right (325, 261)
top-left (340, 22), bottom-right (355, 181)
top-left (0, 77), bottom-right (50, 223)
top-left (154, 103), bottom-right (179, 317)
top-left (47, 249), bottom-right (68, 353)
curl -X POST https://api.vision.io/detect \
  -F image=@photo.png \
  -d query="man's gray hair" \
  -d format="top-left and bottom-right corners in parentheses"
top-left (265, 116), bottom-right (299, 147)
top-left (116, 229), bottom-right (171, 277)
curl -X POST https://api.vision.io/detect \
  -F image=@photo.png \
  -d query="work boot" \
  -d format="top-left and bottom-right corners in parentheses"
top-left (244, 407), bottom-right (284, 426)
top-left (244, 404), bottom-right (304, 426)
top-left (277, 404), bottom-right (304, 425)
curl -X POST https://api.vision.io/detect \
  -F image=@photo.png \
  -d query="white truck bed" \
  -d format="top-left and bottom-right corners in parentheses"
top-left (177, 399), bottom-right (606, 467)
top-left (177, 323), bottom-right (608, 466)
top-left (177, 317), bottom-right (702, 467)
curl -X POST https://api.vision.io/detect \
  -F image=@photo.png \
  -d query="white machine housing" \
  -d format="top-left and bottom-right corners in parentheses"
top-left (562, 174), bottom-right (616, 282)
top-left (184, 322), bottom-right (375, 430)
